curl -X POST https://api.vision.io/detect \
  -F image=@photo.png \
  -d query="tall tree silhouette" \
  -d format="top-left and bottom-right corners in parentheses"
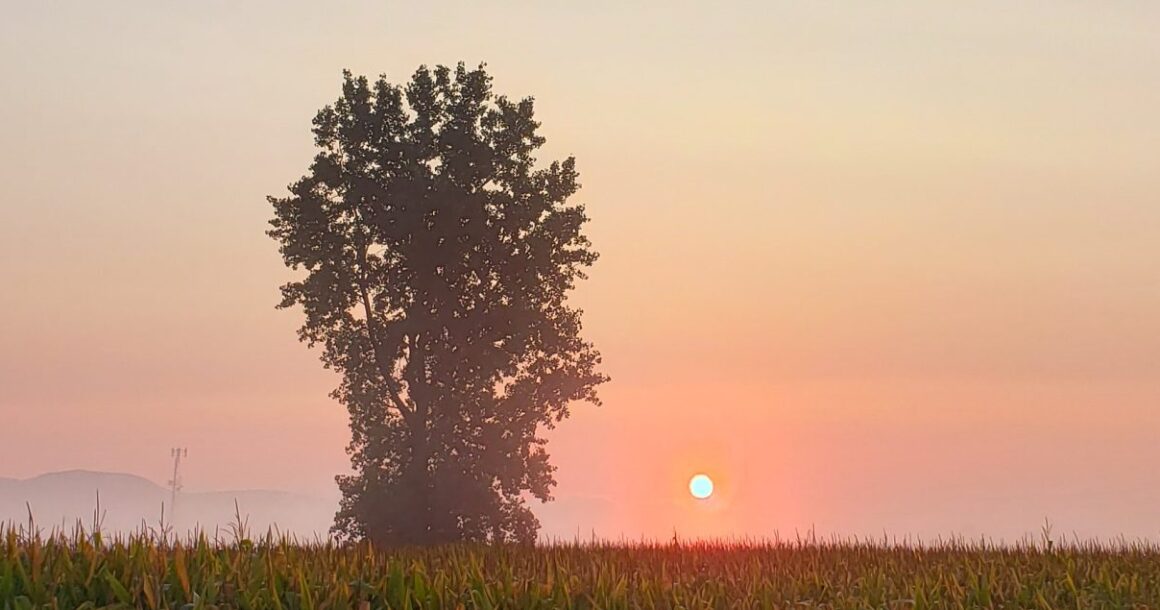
top-left (268, 64), bottom-right (606, 545)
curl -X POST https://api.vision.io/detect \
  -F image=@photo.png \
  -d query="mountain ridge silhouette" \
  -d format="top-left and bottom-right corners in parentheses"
top-left (0, 469), bottom-right (336, 537)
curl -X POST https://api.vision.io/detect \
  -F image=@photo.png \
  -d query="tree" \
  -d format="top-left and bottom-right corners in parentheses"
top-left (268, 63), bottom-right (607, 545)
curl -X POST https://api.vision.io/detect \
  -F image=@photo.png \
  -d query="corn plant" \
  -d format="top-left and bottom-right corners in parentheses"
top-left (1, 521), bottom-right (1157, 609)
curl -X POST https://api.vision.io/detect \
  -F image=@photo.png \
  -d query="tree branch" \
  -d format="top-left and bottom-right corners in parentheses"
top-left (357, 246), bottom-right (415, 421)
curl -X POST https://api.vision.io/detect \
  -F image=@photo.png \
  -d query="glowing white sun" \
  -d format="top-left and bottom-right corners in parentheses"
top-left (689, 473), bottom-right (714, 499)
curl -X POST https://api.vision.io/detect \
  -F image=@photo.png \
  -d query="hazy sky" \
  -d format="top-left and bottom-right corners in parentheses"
top-left (2, 1), bottom-right (1159, 541)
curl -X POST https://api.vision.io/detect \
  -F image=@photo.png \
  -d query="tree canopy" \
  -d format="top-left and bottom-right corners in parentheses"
top-left (268, 63), bottom-right (606, 544)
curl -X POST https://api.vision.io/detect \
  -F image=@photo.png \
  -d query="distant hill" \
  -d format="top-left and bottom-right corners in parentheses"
top-left (0, 470), bottom-right (336, 539)
top-left (0, 470), bottom-right (612, 541)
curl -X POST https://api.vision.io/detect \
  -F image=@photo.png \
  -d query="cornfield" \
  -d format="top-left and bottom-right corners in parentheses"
top-left (2, 521), bottom-right (1158, 609)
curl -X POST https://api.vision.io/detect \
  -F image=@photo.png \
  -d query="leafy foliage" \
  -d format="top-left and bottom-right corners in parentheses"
top-left (4, 524), bottom-right (1160, 609)
top-left (268, 63), bottom-right (606, 545)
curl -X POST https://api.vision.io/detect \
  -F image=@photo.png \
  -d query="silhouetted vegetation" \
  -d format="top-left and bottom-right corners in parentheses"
top-left (4, 523), bottom-right (1160, 608)
top-left (268, 63), bottom-right (606, 545)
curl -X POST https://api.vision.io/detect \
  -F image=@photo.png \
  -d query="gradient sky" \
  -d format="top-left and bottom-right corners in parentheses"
top-left (2, 1), bottom-right (1159, 541)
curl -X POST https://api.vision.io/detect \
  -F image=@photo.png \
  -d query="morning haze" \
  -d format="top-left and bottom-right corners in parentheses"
top-left (1, 1), bottom-right (1159, 542)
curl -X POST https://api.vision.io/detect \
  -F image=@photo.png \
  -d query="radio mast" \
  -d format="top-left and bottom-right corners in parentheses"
top-left (168, 447), bottom-right (187, 523)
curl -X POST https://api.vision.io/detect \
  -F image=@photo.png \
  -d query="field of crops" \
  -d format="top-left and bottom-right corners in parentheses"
top-left (2, 523), bottom-right (1158, 609)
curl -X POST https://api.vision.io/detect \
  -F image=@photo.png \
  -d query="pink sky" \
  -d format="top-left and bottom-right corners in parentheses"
top-left (2, 1), bottom-right (1159, 541)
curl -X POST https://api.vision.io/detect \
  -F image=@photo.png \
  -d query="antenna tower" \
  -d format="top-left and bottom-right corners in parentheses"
top-left (168, 447), bottom-right (187, 522)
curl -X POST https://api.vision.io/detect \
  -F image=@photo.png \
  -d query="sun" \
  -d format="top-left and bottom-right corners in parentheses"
top-left (688, 473), bottom-right (714, 499)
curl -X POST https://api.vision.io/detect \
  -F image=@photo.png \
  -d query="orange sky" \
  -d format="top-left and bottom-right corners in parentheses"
top-left (2, 1), bottom-right (1159, 541)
